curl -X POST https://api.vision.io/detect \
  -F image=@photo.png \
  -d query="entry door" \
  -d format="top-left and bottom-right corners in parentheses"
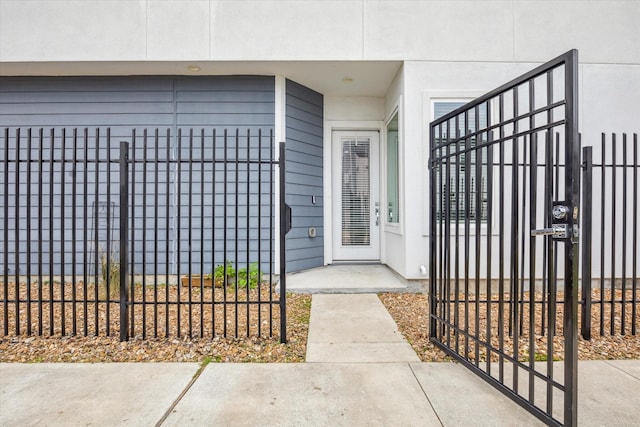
top-left (332, 131), bottom-right (380, 260)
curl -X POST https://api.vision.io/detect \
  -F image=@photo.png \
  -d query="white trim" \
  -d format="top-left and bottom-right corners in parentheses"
top-left (323, 120), bottom-right (384, 264)
top-left (383, 95), bottom-right (403, 236)
top-left (274, 75), bottom-right (286, 272)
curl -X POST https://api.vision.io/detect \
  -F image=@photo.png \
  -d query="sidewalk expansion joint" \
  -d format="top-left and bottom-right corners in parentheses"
top-left (155, 360), bottom-right (209, 427)
top-left (409, 363), bottom-right (445, 427)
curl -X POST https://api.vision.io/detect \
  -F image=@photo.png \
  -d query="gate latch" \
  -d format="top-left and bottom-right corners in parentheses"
top-left (531, 224), bottom-right (569, 239)
top-left (531, 201), bottom-right (572, 240)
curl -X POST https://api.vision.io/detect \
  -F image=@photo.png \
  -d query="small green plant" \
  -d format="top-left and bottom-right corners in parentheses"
top-left (212, 260), bottom-right (235, 287)
top-left (213, 260), bottom-right (235, 279)
top-left (237, 263), bottom-right (262, 289)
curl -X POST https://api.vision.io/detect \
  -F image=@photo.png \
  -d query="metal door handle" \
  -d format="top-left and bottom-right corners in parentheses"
top-left (531, 224), bottom-right (568, 238)
top-left (375, 207), bottom-right (379, 226)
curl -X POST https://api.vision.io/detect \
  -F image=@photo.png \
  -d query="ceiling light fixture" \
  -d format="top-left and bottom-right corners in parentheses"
top-left (187, 65), bottom-right (201, 72)
top-left (341, 77), bottom-right (353, 83)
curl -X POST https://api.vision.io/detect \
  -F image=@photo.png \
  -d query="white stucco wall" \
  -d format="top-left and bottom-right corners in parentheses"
top-left (1, 1), bottom-right (638, 64)
top-left (404, 60), bottom-right (640, 279)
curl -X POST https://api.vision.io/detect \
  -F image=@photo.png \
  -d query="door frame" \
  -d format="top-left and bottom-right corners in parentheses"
top-left (323, 122), bottom-right (384, 264)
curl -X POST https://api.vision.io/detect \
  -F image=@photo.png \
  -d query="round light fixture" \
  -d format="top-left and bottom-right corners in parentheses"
top-left (187, 65), bottom-right (201, 72)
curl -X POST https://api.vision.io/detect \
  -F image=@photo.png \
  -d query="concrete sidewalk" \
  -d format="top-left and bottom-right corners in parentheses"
top-left (1, 294), bottom-right (639, 426)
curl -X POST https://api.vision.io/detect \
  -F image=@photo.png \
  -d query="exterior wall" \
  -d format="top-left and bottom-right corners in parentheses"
top-left (0, 75), bottom-right (275, 275)
top-left (1, 1), bottom-right (637, 65)
top-left (285, 79), bottom-right (324, 272)
top-left (405, 61), bottom-right (640, 279)
top-left (1, 0), bottom-right (638, 279)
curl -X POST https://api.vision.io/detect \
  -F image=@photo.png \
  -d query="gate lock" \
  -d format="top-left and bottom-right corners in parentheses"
top-left (531, 201), bottom-right (573, 240)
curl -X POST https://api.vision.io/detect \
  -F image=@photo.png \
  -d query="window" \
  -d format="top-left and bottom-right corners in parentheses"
top-left (386, 111), bottom-right (399, 224)
top-left (433, 101), bottom-right (488, 223)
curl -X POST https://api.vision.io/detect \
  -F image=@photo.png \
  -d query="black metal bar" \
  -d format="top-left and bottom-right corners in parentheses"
top-left (599, 133), bottom-right (606, 335)
top-left (474, 106), bottom-right (482, 367)
top-left (142, 129), bottom-right (148, 339)
top-left (258, 129), bottom-right (263, 337)
top-left (38, 128), bottom-right (44, 336)
top-left (246, 129), bottom-right (251, 336)
top-left (511, 86), bottom-right (520, 395)
top-left (82, 128), bottom-right (88, 337)
top-left (130, 129), bottom-right (136, 338)
top-left (456, 116), bottom-right (460, 352)
top-left (610, 133), bottom-right (617, 335)
top-left (633, 134), bottom-right (638, 335)
top-left (234, 129), bottom-right (239, 338)
top-left (581, 146), bottom-right (593, 340)
top-left (545, 131), bottom-right (557, 418)
top-left (211, 128), bottom-right (217, 336)
top-left (153, 129), bottom-right (159, 338)
top-left (428, 122), bottom-right (438, 339)
top-left (14, 128), bottom-right (21, 335)
top-left (165, 128), bottom-right (171, 336)
top-left (188, 128), bottom-right (193, 338)
top-left (223, 129), bottom-right (228, 338)
top-left (498, 95), bottom-right (506, 384)
top-left (93, 128), bottom-right (100, 335)
top-left (60, 128), bottom-right (66, 336)
top-left (621, 134), bottom-right (628, 335)
top-left (563, 48), bottom-right (579, 427)
top-left (119, 140), bottom-right (130, 342)
top-left (26, 129), bottom-right (33, 335)
top-left (528, 129), bottom-right (538, 404)
top-left (199, 128), bottom-right (205, 338)
top-left (105, 128), bottom-right (112, 336)
top-left (176, 128), bottom-right (182, 338)
top-left (49, 128), bottom-right (55, 335)
top-left (72, 128), bottom-right (78, 336)
top-left (485, 129), bottom-right (494, 376)
top-left (2, 128), bottom-right (7, 336)
top-left (463, 111), bottom-right (471, 361)
top-left (269, 130), bottom-right (274, 337)
top-left (443, 121), bottom-right (451, 348)
top-left (279, 141), bottom-right (287, 343)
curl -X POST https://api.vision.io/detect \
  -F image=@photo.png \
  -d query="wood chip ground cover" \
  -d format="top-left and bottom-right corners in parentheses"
top-left (380, 291), bottom-right (640, 363)
top-left (0, 280), bottom-right (311, 363)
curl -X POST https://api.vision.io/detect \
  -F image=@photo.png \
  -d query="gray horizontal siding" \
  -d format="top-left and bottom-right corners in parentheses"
top-left (0, 75), bottom-right (276, 276)
top-left (285, 79), bottom-right (324, 273)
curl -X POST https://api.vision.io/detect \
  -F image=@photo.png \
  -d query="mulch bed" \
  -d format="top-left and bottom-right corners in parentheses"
top-left (380, 290), bottom-right (640, 363)
top-left (0, 280), bottom-right (311, 363)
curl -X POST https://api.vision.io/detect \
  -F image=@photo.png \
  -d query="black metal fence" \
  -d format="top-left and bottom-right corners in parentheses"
top-left (429, 50), bottom-right (580, 426)
top-left (0, 127), bottom-right (288, 342)
top-left (581, 132), bottom-right (638, 339)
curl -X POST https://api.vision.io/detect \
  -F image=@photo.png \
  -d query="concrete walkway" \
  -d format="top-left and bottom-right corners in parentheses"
top-left (285, 264), bottom-right (426, 293)
top-left (1, 294), bottom-right (639, 426)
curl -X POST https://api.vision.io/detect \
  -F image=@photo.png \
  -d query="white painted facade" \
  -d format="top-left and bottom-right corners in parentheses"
top-left (1, 0), bottom-right (639, 279)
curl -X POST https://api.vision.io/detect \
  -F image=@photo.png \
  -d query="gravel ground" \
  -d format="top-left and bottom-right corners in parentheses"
top-left (0, 279), bottom-right (311, 363)
top-left (380, 290), bottom-right (640, 363)
top-left (2, 283), bottom-right (637, 363)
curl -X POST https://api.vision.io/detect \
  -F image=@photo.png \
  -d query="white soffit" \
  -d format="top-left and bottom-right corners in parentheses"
top-left (0, 61), bottom-right (402, 97)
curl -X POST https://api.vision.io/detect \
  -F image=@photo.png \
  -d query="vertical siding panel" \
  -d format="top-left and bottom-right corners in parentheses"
top-left (285, 79), bottom-right (324, 272)
top-left (0, 75), bottom-right (275, 275)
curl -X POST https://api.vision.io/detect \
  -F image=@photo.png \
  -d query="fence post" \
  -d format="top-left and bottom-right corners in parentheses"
top-left (581, 146), bottom-right (593, 340)
top-left (279, 141), bottom-right (287, 344)
top-left (119, 141), bottom-right (130, 342)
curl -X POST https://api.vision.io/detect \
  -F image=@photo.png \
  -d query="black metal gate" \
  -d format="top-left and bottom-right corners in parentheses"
top-left (429, 50), bottom-right (580, 426)
top-left (1, 127), bottom-right (288, 343)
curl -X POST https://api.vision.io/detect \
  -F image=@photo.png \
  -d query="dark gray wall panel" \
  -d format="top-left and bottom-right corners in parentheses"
top-left (285, 79), bottom-right (324, 273)
top-left (1, 75), bottom-right (275, 276)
